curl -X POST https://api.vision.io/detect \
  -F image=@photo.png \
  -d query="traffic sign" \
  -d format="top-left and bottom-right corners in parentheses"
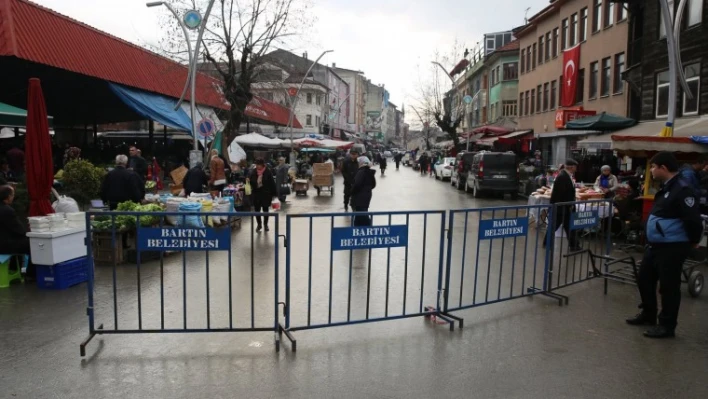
top-left (184, 10), bottom-right (202, 30)
top-left (463, 95), bottom-right (473, 104)
top-left (197, 118), bottom-right (215, 138)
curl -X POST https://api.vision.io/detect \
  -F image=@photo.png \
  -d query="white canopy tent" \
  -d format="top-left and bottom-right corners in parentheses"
top-left (232, 132), bottom-right (283, 148)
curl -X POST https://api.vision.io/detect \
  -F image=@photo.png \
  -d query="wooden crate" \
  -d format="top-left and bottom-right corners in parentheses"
top-left (312, 175), bottom-right (333, 187)
top-left (313, 163), bottom-right (333, 175)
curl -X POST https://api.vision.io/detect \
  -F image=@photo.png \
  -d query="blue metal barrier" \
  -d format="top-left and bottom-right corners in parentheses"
top-left (80, 210), bottom-right (280, 356)
top-left (279, 210), bottom-right (454, 351)
top-left (442, 203), bottom-right (562, 318)
top-left (545, 199), bottom-right (614, 300)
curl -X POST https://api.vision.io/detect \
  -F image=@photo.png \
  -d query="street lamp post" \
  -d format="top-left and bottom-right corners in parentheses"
top-left (147, 0), bottom-right (217, 167)
top-left (286, 50), bottom-right (333, 165)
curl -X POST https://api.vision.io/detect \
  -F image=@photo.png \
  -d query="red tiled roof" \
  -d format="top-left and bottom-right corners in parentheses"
top-left (0, 0), bottom-right (300, 127)
top-left (496, 40), bottom-right (520, 52)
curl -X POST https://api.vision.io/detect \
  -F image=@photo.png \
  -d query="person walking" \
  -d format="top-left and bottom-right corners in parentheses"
top-left (351, 156), bottom-right (376, 226)
top-left (394, 152), bottom-right (403, 171)
top-left (183, 162), bottom-right (209, 197)
top-left (275, 157), bottom-right (291, 203)
top-left (208, 149), bottom-right (227, 193)
top-left (626, 152), bottom-right (703, 338)
top-left (419, 153), bottom-right (429, 176)
top-left (342, 149), bottom-right (360, 211)
top-left (101, 155), bottom-right (144, 210)
top-left (248, 158), bottom-right (277, 232)
top-left (546, 159), bottom-right (580, 251)
top-left (379, 155), bottom-right (387, 176)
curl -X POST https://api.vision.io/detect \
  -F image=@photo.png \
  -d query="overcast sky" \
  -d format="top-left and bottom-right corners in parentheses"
top-left (34, 0), bottom-right (550, 118)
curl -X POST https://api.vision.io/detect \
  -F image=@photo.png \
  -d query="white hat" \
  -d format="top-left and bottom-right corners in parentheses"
top-left (357, 156), bottom-right (371, 166)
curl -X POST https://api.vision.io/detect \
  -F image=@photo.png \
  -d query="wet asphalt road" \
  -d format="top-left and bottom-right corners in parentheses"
top-left (1, 164), bottom-right (707, 399)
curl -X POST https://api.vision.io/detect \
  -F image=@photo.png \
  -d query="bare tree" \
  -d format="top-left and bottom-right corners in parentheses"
top-left (412, 46), bottom-right (467, 151)
top-left (159, 0), bottom-right (312, 152)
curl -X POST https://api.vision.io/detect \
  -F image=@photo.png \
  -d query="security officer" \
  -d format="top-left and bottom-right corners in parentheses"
top-left (626, 152), bottom-right (703, 338)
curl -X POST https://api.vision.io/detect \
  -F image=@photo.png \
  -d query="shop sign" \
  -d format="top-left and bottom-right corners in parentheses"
top-left (570, 210), bottom-right (599, 230)
top-left (138, 227), bottom-right (231, 251)
top-left (331, 225), bottom-right (408, 251)
top-left (555, 108), bottom-right (596, 128)
top-left (478, 217), bottom-right (528, 240)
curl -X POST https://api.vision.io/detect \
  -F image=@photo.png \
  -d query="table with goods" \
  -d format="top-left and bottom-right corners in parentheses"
top-left (528, 184), bottom-right (619, 231)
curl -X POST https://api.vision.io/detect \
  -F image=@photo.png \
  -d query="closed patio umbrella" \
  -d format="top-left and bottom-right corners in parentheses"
top-left (25, 78), bottom-right (55, 217)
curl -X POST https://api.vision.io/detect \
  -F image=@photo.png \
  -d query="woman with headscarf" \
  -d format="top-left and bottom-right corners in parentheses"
top-left (209, 149), bottom-right (227, 193)
top-left (594, 165), bottom-right (619, 197)
top-left (248, 158), bottom-right (277, 232)
top-left (351, 156), bottom-right (377, 226)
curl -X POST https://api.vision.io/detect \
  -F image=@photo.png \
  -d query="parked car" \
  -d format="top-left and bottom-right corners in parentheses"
top-left (451, 152), bottom-right (477, 190)
top-left (433, 157), bottom-right (456, 181)
top-left (464, 151), bottom-right (519, 199)
top-left (402, 152), bottom-right (411, 166)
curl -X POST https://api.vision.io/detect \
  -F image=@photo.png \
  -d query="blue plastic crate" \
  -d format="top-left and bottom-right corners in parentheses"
top-left (36, 256), bottom-right (89, 290)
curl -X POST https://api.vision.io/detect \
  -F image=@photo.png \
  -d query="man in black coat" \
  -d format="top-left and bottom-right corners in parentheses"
top-left (248, 158), bottom-right (277, 232)
top-left (342, 149), bottom-right (360, 211)
top-left (128, 146), bottom-right (148, 181)
top-left (548, 159), bottom-right (580, 250)
top-left (351, 157), bottom-right (377, 226)
top-left (183, 162), bottom-right (209, 197)
top-left (101, 155), bottom-right (145, 210)
top-left (0, 185), bottom-right (34, 279)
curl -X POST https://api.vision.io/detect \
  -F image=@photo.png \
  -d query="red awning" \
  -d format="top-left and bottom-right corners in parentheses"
top-left (0, 0), bottom-right (298, 127)
top-left (472, 125), bottom-right (512, 136)
top-left (245, 97), bottom-right (301, 128)
top-left (449, 59), bottom-right (470, 77)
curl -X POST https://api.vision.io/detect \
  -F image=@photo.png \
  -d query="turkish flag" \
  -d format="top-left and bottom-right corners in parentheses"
top-left (561, 45), bottom-right (581, 107)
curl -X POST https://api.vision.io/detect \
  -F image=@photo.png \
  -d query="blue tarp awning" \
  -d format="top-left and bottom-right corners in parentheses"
top-left (691, 136), bottom-right (708, 145)
top-left (108, 82), bottom-right (193, 134)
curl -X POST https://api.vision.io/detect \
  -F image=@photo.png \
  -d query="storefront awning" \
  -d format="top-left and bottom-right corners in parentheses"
top-left (0, 101), bottom-right (54, 128)
top-left (535, 130), bottom-right (601, 139)
top-left (577, 116), bottom-right (708, 149)
top-left (109, 83), bottom-right (193, 133)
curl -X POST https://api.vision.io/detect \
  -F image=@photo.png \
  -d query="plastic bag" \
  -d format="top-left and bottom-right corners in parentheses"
top-left (245, 182), bottom-right (252, 196)
top-left (52, 196), bottom-right (80, 213)
top-left (271, 198), bottom-right (281, 211)
top-left (177, 202), bottom-right (204, 228)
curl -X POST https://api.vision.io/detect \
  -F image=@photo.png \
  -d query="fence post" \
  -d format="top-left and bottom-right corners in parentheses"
top-left (437, 211), bottom-right (448, 313)
top-left (443, 211), bottom-right (455, 312)
top-left (543, 204), bottom-right (555, 293)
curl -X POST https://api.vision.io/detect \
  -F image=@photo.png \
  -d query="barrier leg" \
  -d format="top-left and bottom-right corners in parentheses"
top-left (278, 323), bottom-right (297, 352)
top-left (80, 324), bottom-right (103, 357)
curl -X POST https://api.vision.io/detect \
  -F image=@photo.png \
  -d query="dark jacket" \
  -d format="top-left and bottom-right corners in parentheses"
top-left (380, 157), bottom-right (387, 169)
top-left (249, 167), bottom-right (277, 200)
top-left (550, 170), bottom-right (576, 205)
top-left (101, 166), bottom-right (144, 210)
top-left (342, 157), bottom-right (359, 186)
top-left (183, 166), bottom-right (209, 197)
top-left (351, 166), bottom-right (376, 208)
top-left (646, 175), bottom-right (703, 245)
top-left (129, 156), bottom-right (148, 180)
top-left (0, 203), bottom-right (30, 254)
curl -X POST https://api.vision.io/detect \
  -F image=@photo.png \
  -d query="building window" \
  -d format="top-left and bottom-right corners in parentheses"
top-left (550, 80), bottom-right (557, 109)
top-left (532, 43), bottom-right (537, 69)
top-left (306, 93), bottom-right (312, 104)
top-left (656, 70), bottom-right (670, 117)
top-left (601, 57), bottom-right (611, 96)
top-left (520, 51), bottom-right (525, 74)
top-left (519, 93), bottom-right (525, 116)
top-left (576, 69), bottom-right (585, 104)
top-left (593, 0), bottom-right (602, 33)
top-left (684, 63), bottom-right (701, 115)
top-left (536, 85), bottom-right (542, 112)
top-left (531, 89), bottom-right (536, 114)
top-left (306, 114), bottom-right (312, 126)
top-left (552, 28), bottom-right (559, 57)
top-left (613, 53), bottom-right (625, 94)
top-left (543, 83), bottom-right (550, 111)
top-left (687, 0), bottom-right (703, 27)
top-left (618, 3), bottom-right (628, 22)
top-left (538, 36), bottom-right (544, 65)
top-left (561, 18), bottom-right (569, 49)
top-left (570, 13), bottom-right (578, 46)
top-left (525, 91), bottom-right (530, 115)
top-left (262, 92), bottom-right (274, 101)
top-left (545, 32), bottom-right (552, 61)
top-left (604, 0), bottom-right (614, 28)
top-left (503, 62), bottom-right (518, 80)
top-left (580, 8), bottom-right (588, 42)
top-left (589, 61), bottom-right (599, 99)
top-left (527, 47), bottom-right (532, 71)
top-left (316, 95), bottom-right (322, 105)
top-left (503, 101), bottom-right (518, 117)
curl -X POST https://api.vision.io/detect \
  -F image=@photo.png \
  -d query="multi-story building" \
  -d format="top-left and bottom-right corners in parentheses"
top-left (486, 40), bottom-right (520, 123)
top-left (515, 0), bottom-right (629, 165)
top-left (623, 0), bottom-right (707, 125)
top-left (332, 65), bottom-right (368, 136)
top-left (260, 50), bottom-right (353, 138)
top-left (383, 102), bottom-right (398, 143)
top-left (365, 80), bottom-right (387, 142)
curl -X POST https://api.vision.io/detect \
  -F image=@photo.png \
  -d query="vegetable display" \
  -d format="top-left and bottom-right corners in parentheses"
top-left (91, 201), bottom-right (165, 231)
